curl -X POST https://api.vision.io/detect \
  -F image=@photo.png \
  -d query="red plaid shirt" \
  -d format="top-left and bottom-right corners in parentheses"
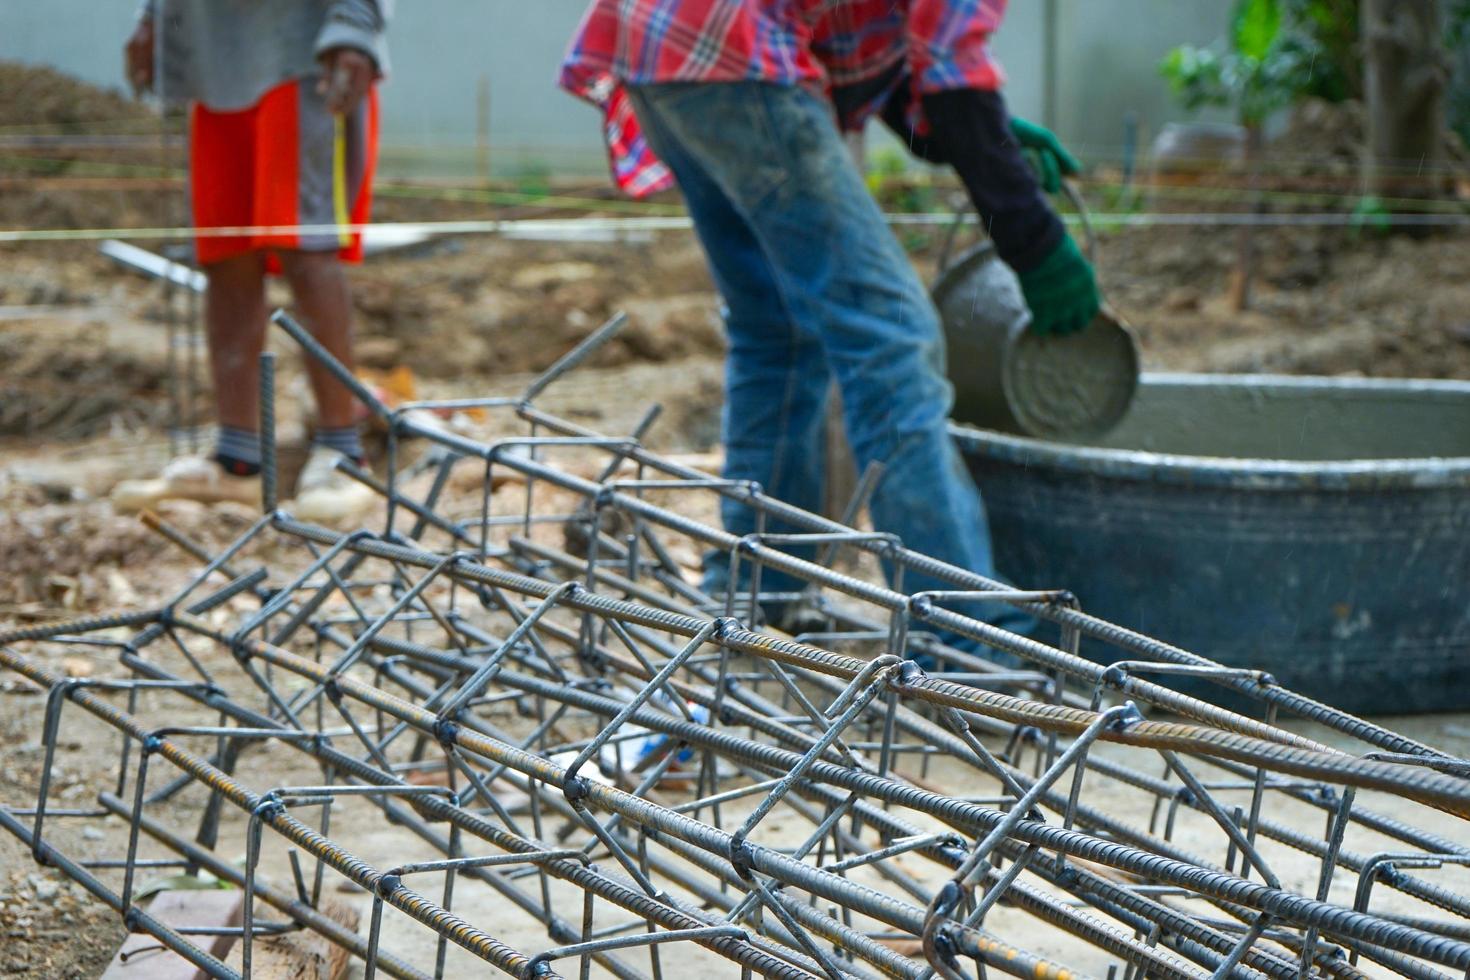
top-left (561, 0), bottom-right (1008, 197)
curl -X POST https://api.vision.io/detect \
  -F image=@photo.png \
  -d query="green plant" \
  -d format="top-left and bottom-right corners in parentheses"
top-left (1159, 0), bottom-right (1312, 311)
top-left (1169, 0), bottom-right (1470, 117)
top-left (864, 146), bottom-right (939, 215)
top-left (1161, 0), bottom-right (1364, 115)
top-left (1285, 0), bottom-right (1360, 102)
top-left (1159, 0), bottom-right (1321, 128)
top-left (512, 160), bottom-right (553, 201)
top-left (1448, 0), bottom-right (1470, 147)
top-left (863, 146), bottom-right (909, 197)
top-left (1449, 0), bottom-right (1470, 46)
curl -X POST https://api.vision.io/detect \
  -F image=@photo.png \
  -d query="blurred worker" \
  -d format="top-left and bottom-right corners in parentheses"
top-left (112, 1), bottom-right (390, 522)
top-left (561, 0), bottom-right (1096, 644)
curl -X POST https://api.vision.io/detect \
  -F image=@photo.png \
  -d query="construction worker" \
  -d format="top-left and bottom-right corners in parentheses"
top-left (561, 0), bottom-right (1097, 643)
top-left (112, 1), bottom-right (390, 522)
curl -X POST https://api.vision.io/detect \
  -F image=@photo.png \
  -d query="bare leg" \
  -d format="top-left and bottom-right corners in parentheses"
top-left (277, 250), bottom-right (357, 430)
top-left (204, 251), bottom-right (269, 433)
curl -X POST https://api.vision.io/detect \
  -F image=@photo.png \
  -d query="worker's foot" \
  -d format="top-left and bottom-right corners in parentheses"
top-left (287, 445), bottom-right (376, 524)
top-left (110, 456), bottom-right (262, 513)
top-left (769, 596), bottom-right (831, 638)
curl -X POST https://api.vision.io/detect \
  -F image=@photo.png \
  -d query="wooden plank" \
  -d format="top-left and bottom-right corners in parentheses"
top-left (100, 889), bottom-right (243, 980)
top-left (222, 896), bottom-right (361, 980)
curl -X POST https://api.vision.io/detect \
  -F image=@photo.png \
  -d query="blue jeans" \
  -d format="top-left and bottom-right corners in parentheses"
top-left (627, 83), bottom-right (1031, 645)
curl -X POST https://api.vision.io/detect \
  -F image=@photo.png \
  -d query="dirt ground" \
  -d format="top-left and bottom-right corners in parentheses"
top-left (3, 65), bottom-right (1470, 978)
top-left (1097, 222), bottom-right (1470, 378)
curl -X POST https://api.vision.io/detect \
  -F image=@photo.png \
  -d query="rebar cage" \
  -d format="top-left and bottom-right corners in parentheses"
top-left (2, 310), bottom-right (1468, 980)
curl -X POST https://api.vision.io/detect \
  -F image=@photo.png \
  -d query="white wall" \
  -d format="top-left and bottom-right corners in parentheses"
top-left (993, 0), bottom-right (1228, 159)
top-left (370, 2), bottom-right (596, 176)
top-left (0, 1), bottom-right (1229, 177)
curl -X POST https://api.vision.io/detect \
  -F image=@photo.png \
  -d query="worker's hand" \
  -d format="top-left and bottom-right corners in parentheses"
top-left (317, 47), bottom-right (375, 115)
top-left (1017, 234), bottom-right (1100, 337)
top-left (1009, 117), bottom-right (1081, 194)
top-left (124, 17), bottom-right (155, 96)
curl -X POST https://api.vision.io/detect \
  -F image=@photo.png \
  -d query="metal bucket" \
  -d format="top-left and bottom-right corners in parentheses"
top-left (955, 373), bottom-right (1470, 715)
top-left (931, 239), bottom-right (1139, 439)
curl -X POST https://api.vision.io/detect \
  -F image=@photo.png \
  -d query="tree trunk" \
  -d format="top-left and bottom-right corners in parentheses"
top-left (1362, 0), bottom-right (1451, 201)
top-left (1228, 123), bottom-right (1263, 313)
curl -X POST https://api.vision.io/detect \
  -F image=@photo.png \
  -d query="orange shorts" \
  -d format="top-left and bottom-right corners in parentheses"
top-left (190, 78), bottom-right (379, 271)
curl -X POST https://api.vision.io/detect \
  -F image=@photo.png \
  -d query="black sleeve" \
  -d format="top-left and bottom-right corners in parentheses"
top-left (833, 73), bottom-right (1066, 273)
top-left (832, 64), bottom-right (949, 163)
top-left (920, 88), bottom-right (1064, 273)
top-left (877, 86), bottom-right (947, 164)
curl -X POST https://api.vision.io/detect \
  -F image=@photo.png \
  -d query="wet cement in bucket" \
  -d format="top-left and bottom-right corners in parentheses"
top-left (1005, 308), bottom-right (1140, 438)
top-left (932, 242), bottom-right (1138, 439)
top-left (955, 374), bottom-right (1470, 714)
top-left (1083, 374), bottom-right (1470, 461)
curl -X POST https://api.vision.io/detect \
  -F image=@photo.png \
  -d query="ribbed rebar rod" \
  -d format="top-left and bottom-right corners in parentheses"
top-left (174, 627), bottom-right (1470, 970)
top-left (0, 645), bottom-right (837, 979)
top-left (237, 521), bottom-right (1470, 815)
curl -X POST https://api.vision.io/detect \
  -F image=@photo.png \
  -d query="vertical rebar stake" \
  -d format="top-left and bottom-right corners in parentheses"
top-left (259, 350), bottom-right (277, 513)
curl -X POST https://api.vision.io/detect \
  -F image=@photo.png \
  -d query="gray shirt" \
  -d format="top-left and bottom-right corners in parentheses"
top-left (141, 0), bottom-right (391, 111)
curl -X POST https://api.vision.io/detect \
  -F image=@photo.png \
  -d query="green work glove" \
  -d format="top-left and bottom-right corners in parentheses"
top-left (1017, 234), bottom-right (1100, 337)
top-left (1010, 116), bottom-right (1081, 194)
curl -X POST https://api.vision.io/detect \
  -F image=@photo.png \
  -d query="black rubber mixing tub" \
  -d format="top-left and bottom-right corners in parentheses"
top-left (955, 374), bottom-right (1470, 715)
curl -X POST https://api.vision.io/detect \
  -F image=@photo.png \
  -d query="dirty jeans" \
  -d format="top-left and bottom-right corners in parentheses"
top-left (626, 82), bottom-right (1032, 649)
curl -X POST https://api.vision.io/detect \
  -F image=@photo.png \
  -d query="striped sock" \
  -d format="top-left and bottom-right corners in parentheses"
top-left (214, 426), bottom-right (261, 476)
top-left (314, 425), bottom-right (364, 463)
